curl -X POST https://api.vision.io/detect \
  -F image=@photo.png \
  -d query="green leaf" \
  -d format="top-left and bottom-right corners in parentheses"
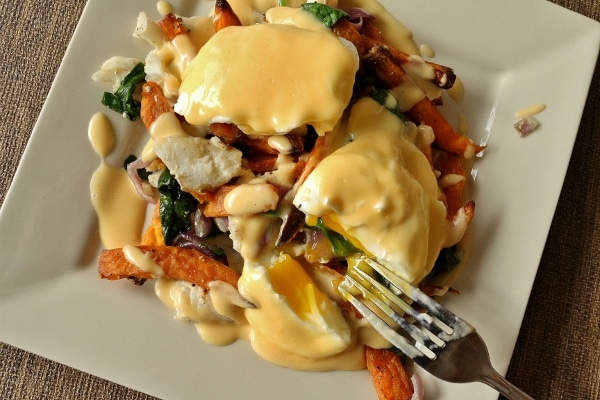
top-left (157, 168), bottom-right (198, 245)
top-left (158, 168), bottom-right (176, 188)
top-left (371, 88), bottom-right (404, 120)
top-left (301, 3), bottom-right (348, 28)
top-left (313, 218), bottom-right (359, 258)
top-left (101, 62), bottom-right (146, 121)
top-left (427, 246), bottom-right (461, 279)
top-left (264, 209), bottom-right (280, 217)
top-left (199, 242), bottom-right (226, 258)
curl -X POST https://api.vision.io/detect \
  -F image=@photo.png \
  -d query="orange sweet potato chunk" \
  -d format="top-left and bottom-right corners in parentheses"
top-left (98, 245), bottom-right (239, 289)
top-left (366, 347), bottom-right (413, 400)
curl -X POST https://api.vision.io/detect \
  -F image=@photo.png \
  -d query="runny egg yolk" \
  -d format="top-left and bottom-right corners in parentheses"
top-left (267, 253), bottom-right (332, 324)
top-left (240, 253), bottom-right (352, 361)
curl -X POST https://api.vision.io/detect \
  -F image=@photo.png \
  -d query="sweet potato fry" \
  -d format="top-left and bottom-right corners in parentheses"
top-left (291, 159), bottom-right (306, 182)
top-left (425, 60), bottom-right (456, 90)
top-left (140, 201), bottom-right (165, 246)
top-left (158, 12), bottom-right (187, 41)
top-left (406, 97), bottom-right (485, 158)
top-left (349, 31), bottom-right (482, 158)
top-left (366, 347), bottom-right (413, 400)
top-left (440, 153), bottom-right (467, 216)
top-left (193, 184), bottom-right (238, 217)
top-left (363, 36), bottom-right (455, 90)
top-left (363, 47), bottom-right (483, 157)
top-left (141, 81), bottom-right (172, 129)
top-left (332, 18), bottom-right (366, 57)
top-left (99, 245), bottom-right (239, 289)
top-left (210, 122), bottom-right (243, 145)
top-left (363, 43), bottom-right (407, 88)
top-left (237, 136), bottom-right (280, 155)
top-left (245, 154), bottom-right (278, 174)
top-left (213, 0), bottom-right (242, 32)
top-left (294, 134), bottom-right (328, 189)
top-left (156, 12), bottom-right (197, 74)
top-left (360, 18), bottom-right (386, 43)
top-left (334, 18), bottom-right (454, 89)
top-left (242, 135), bottom-right (306, 155)
top-left (210, 123), bottom-right (305, 155)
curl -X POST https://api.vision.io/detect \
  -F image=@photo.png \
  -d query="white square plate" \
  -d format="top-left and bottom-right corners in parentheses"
top-left (0, 0), bottom-right (598, 399)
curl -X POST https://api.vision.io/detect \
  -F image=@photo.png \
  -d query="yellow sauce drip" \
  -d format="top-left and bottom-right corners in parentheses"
top-left (224, 183), bottom-right (280, 216)
top-left (448, 76), bottom-right (465, 104)
top-left (123, 245), bottom-right (165, 277)
top-left (88, 113), bottom-right (147, 249)
top-left (157, 0), bottom-right (173, 16)
top-left (420, 43), bottom-right (436, 58)
top-left (515, 103), bottom-right (546, 119)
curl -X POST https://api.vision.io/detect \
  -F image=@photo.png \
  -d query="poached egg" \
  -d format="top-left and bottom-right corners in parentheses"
top-left (293, 97), bottom-right (450, 284)
top-left (174, 9), bottom-right (359, 136)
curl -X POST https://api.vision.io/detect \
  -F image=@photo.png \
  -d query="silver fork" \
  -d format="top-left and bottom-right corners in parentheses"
top-left (338, 255), bottom-right (534, 400)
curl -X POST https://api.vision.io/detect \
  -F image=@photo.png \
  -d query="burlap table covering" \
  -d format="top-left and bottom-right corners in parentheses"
top-left (0, 0), bottom-right (598, 399)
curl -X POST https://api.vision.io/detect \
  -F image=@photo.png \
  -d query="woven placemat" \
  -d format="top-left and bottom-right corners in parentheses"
top-left (0, 1), bottom-right (598, 399)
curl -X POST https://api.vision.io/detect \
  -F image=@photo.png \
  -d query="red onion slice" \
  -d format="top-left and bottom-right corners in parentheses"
top-left (126, 158), bottom-right (158, 203)
top-left (172, 232), bottom-right (229, 266)
top-left (410, 373), bottom-right (425, 400)
top-left (347, 8), bottom-right (375, 31)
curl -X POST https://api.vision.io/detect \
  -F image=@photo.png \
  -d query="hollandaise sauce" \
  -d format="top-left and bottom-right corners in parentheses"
top-left (154, 253), bottom-right (388, 371)
top-left (175, 20), bottom-right (358, 135)
top-left (89, 113), bottom-right (147, 249)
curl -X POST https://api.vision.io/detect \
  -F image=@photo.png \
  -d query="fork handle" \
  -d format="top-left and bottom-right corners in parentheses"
top-left (479, 367), bottom-right (535, 400)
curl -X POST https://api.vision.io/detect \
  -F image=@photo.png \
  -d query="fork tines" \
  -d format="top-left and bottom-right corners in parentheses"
top-left (338, 255), bottom-right (474, 361)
